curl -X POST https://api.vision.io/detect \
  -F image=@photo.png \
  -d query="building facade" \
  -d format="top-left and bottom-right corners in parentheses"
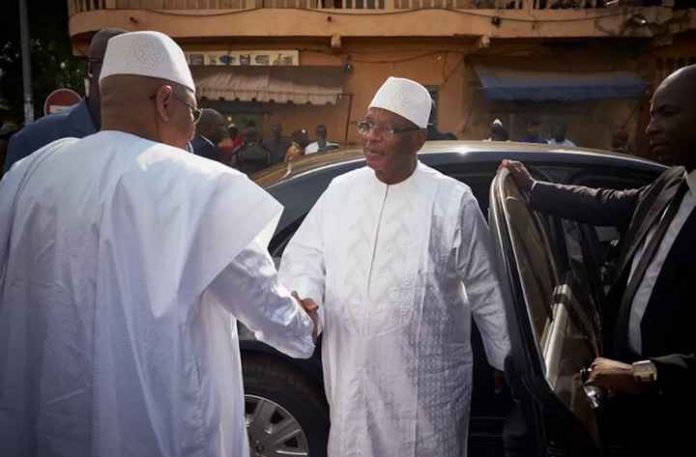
top-left (67, 1), bottom-right (696, 155)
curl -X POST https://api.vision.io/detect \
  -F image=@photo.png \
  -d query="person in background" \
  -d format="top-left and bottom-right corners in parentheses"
top-left (218, 123), bottom-right (242, 166)
top-left (229, 124), bottom-right (243, 151)
top-left (305, 124), bottom-right (340, 154)
top-left (485, 118), bottom-right (509, 142)
top-left (235, 126), bottom-right (272, 175)
top-left (426, 123), bottom-right (458, 140)
top-left (611, 128), bottom-right (634, 155)
top-left (262, 122), bottom-right (291, 164)
top-left (191, 108), bottom-right (227, 162)
top-left (284, 129), bottom-right (310, 163)
top-left (522, 117), bottom-right (545, 144)
top-left (0, 122), bottom-right (18, 177)
top-left (3, 28), bottom-right (126, 172)
top-left (547, 123), bottom-right (576, 147)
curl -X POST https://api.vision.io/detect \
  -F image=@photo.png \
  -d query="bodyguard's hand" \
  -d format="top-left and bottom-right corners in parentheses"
top-left (292, 291), bottom-right (321, 341)
top-left (499, 160), bottom-right (535, 194)
top-left (585, 357), bottom-right (650, 396)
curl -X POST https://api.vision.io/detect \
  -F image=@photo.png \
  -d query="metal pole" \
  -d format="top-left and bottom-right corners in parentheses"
top-left (19, 0), bottom-right (34, 124)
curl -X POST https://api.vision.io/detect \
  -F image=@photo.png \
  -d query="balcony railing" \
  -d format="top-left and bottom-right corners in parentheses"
top-left (68, 0), bottom-right (633, 15)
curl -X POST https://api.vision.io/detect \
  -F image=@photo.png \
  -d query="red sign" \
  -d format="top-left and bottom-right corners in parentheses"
top-left (43, 88), bottom-right (82, 116)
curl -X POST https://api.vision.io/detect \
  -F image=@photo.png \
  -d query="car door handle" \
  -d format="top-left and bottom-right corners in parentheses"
top-left (580, 366), bottom-right (604, 409)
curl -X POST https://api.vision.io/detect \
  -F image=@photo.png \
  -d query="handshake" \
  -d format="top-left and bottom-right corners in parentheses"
top-left (291, 291), bottom-right (321, 341)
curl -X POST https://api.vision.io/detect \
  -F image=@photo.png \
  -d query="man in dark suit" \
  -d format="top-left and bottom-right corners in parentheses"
top-left (191, 108), bottom-right (226, 162)
top-left (502, 64), bottom-right (696, 456)
top-left (3, 28), bottom-right (125, 173)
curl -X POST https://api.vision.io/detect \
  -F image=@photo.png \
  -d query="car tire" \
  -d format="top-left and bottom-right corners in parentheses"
top-left (243, 354), bottom-right (329, 457)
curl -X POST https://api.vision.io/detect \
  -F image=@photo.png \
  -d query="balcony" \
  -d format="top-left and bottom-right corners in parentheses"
top-left (67, 0), bottom-right (695, 42)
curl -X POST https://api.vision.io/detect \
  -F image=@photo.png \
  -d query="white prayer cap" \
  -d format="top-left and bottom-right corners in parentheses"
top-left (368, 77), bottom-right (432, 129)
top-left (99, 31), bottom-right (195, 93)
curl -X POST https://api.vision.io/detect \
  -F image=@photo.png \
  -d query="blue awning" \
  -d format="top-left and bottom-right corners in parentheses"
top-left (475, 66), bottom-right (647, 102)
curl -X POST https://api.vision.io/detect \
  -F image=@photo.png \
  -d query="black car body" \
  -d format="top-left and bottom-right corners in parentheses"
top-left (240, 141), bottom-right (665, 457)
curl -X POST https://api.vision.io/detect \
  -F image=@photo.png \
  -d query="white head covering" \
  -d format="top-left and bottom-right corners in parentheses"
top-left (368, 77), bottom-right (432, 129)
top-left (99, 31), bottom-right (195, 93)
top-left (492, 118), bottom-right (503, 127)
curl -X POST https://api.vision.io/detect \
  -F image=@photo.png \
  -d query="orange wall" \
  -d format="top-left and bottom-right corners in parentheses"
top-left (191, 39), bottom-right (645, 150)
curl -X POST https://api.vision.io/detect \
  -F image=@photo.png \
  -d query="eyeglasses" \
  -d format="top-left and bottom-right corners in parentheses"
top-left (172, 92), bottom-right (202, 124)
top-left (149, 92), bottom-right (202, 124)
top-left (357, 120), bottom-right (422, 137)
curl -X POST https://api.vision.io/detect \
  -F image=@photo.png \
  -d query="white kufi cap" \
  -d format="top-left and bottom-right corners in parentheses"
top-left (99, 31), bottom-right (195, 93)
top-left (368, 77), bottom-right (432, 129)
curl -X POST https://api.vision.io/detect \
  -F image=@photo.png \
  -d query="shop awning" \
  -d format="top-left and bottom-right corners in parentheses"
top-left (192, 66), bottom-right (345, 105)
top-left (474, 66), bottom-right (647, 102)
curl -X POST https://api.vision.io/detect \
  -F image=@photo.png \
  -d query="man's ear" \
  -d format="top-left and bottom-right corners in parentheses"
top-left (154, 85), bottom-right (174, 122)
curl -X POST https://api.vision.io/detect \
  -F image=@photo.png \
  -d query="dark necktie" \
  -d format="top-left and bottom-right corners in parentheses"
top-left (613, 179), bottom-right (688, 357)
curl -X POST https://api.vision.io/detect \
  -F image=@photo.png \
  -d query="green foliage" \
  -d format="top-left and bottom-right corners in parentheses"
top-left (0, 0), bottom-right (85, 121)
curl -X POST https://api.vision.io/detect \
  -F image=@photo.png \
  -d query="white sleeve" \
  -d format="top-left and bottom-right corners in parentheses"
top-left (207, 237), bottom-right (315, 359)
top-left (278, 190), bottom-right (328, 331)
top-left (455, 195), bottom-right (510, 370)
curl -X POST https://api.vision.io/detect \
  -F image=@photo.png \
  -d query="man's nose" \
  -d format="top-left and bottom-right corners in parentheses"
top-left (645, 117), bottom-right (660, 137)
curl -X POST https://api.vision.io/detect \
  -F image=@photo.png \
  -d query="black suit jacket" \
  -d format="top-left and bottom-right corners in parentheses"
top-left (528, 167), bottom-right (694, 453)
top-left (4, 100), bottom-right (96, 173)
top-left (529, 167), bottom-right (695, 394)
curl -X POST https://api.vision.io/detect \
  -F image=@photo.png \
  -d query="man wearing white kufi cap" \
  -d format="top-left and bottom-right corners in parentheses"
top-left (0, 31), bottom-right (317, 457)
top-left (280, 76), bottom-right (510, 456)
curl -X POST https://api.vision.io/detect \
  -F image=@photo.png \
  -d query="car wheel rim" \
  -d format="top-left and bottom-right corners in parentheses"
top-left (245, 394), bottom-right (309, 457)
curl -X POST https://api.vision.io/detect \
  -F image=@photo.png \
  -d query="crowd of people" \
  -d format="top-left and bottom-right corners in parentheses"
top-left (0, 26), bottom-right (694, 457)
top-left (484, 116), bottom-right (635, 152)
top-left (189, 115), bottom-right (342, 175)
top-left (0, 28), bottom-right (341, 178)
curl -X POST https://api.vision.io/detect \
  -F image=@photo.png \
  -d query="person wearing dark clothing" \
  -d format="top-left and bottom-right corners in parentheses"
top-left (235, 126), bottom-right (271, 175)
top-left (501, 64), bottom-right (696, 457)
top-left (611, 128), bottom-right (634, 155)
top-left (261, 123), bottom-right (291, 165)
top-left (3, 28), bottom-right (125, 173)
top-left (190, 134), bottom-right (218, 161)
top-left (522, 117), bottom-right (545, 144)
top-left (191, 108), bottom-right (225, 162)
top-left (426, 124), bottom-right (457, 141)
top-left (486, 119), bottom-right (509, 142)
top-left (219, 124), bottom-right (243, 165)
top-left (0, 122), bottom-right (18, 177)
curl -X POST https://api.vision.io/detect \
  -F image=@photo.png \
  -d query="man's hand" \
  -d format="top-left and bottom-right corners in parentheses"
top-left (498, 160), bottom-right (535, 194)
top-left (586, 357), bottom-right (651, 396)
top-left (292, 291), bottom-right (321, 341)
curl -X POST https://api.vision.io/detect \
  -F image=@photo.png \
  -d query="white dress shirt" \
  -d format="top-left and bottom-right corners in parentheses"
top-left (305, 140), bottom-right (339, 154)
top-left (547, 138), bottom-right (576, 147)
top-left (628, 169), bottom-right (696, 353)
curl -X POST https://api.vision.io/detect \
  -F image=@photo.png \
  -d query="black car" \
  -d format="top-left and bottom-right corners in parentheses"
top-left (240, 141), bottom-right (665, 457)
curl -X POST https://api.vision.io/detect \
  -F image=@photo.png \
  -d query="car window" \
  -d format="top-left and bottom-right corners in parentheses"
top-left (492, 170), bottom-right (602, 445)
top-left (429, 162), bottom-right (497, 214)
top-left (502, 177), bottom-right (558, 344)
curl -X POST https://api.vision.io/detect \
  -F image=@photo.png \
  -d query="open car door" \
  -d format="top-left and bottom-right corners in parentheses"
top-left (489, 168), bottom-right (605, 457)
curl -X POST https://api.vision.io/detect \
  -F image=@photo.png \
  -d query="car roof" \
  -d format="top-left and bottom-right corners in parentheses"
top-left (253, 140), bottom-right (662, 189)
